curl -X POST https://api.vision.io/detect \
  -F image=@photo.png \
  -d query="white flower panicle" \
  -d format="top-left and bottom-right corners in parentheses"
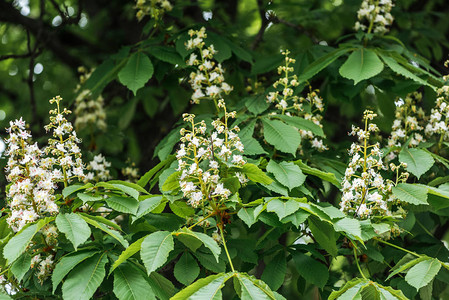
top-left (268, 50), bottom-right (327, 151)
top-left (185, 27), bottom-right (233, 104)
top-left (340, 110), bottom-right (408, 219)
top-left (44, 96), bottom-right (85, 184)
top-left (386, 92), bottom-right (425, 160)
top-left (425, 76), bottom-right (449, 141)
top-left (177, 100), bottom-right (246, 208)
top-left (135, 0), bottom-right (172, 22)
top-left (4, 119), bottom-right (58, 231)
top-left (85, 154), bottom-right (112, 182)
top-left (121, 161), bottom-right (140, 183)
top-left (355, 0), bottom-right (394, 34)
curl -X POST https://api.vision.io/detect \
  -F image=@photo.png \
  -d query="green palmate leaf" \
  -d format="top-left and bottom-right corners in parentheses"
top-left (405, 258), bottom-right (441, 291)
top-left (174, 252), bottom-right (200, 286)
top-left (78, 213), bottom-right (122, 231)
top-left (262, 118), bottom-right (301, 155)
top-left (379, 52), bottom-right (429, 86)
top-left (83, 58), bottom-right (126, 98)
top-left (113, 263), bottom-right (155, 300)
top-left (169, 201), bottom-right (195, 218)
top-left (108, 180), bottom-right (149, 195)
top-left (111, 236), bottom-right (146, 273)
top-left (175, 228), bottom-right (221, 262)
top-left (237, 207), bottom-right (257, 228)
top-left (106, 196), bottom-right (139, 215)
top-left (280, 210), bottom-right (310, 228)
top-left (171, 272), bottom-right (234, 300)
top-left (118, 52), bottom-right (154, 95)
top-left (245, 95), bottom-right (270, 115)
top-left (194, 251), bottom-right (226, 273)
top-left (0, 293), bottom-right (11, 300)
top-left (298, 47), bottom-right (352, 83)
top-left (308, 217), bottom-right (339, 257)
top-left (56, 213), bottom-right (91, 250)
top-left (339, 48), bottom-right (384, 85)
top-left (241, 163), bottom-right (273, 185)
top-left (399, 148), bottom-right (434, 179)
top-left (291, 251), bottom-right (329, 288)
top-left (148, 272), bottom-right (176, 300)
top-left (206, 32), bottom-right (232, 63)
top-left (3, 217), bottom-right (54, 264)
top-left (11, 253), bottom-right (31, 282)
top-left (272, 115), bottom-right (324, 137)
top-left (141, 231), bottom-right (174, 274)
top-left (328, 278), bottom-right (366, 300)
top-left (294, 160), bottom-right (340, 187)
top-left (261, 252), bottom-right (286, 291)
top-left (52, 250), bottom-right (99, 293)
top-left (62, 253), bottom-right (108, 300)
top-left (147, 46), bottom-right (185, 66)
top-left (266, 160), bottom-right (306, 191)
top-left (333, 217), bottom-right (362, 240)
top-left (392, 183), bottom-right (428, 205)
top-left (79, 215), bottom-right (129, 248)
top-left (266, 199), bottom-right (301, 220)
top-left (386, 256), bottom-right (427, 281)
top-left (161, 171), bottom-right (181, 192)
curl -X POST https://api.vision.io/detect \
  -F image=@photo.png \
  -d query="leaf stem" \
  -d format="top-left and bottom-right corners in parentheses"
top-left (353, 246), bottom-right (367, 279)
top-left (374, 237), bottom-right (421, 258)
top-left (218, 225), bottom-right (235, 272)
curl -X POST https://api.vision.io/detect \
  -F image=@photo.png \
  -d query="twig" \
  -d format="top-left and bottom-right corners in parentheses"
top-left (251, 0), bottom-right (270, 50)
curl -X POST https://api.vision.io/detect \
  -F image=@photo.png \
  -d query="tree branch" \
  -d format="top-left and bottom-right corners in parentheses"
top-left (251, 0), bottom-right (270, 50)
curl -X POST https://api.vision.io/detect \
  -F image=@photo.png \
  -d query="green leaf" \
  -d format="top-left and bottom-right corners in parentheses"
top-left (106, 196), bottom-right (139, 215)
top-left (52, 250), bottom-right (99, 293)
top-left (78, 213), bottom-right (122, 231)
top-left (405, 258), bottom-right (441, 291)
top-left (147, 46), bottom-right (185, 66)
top-left (298, 47), bottom-right (352, 83)
top-left (291, 251), bottom-right (329, 288)
top-left (272, 115), bottom-right (324, 137)
top-left (137, 156), bottom-right (175, 188)
top-left (148, 272), bottom-right (177, 300)
top-left (239, 120), bottom-right (268, 155)
top-left (387, 256), bottom-right (427, 281)
top-left (339, 48), bottom-right (384, 85)
top-left (280, 210), bottom-right (310, 228)
top-left (118, 52), bottom-right (154, 95)
top-left (399, 148), bottom-right (434, 179)
top-left (141, 231), bottom-right (174, 274)
top-left (328, 278), bottom-right (366, 300)
top-left (161, 171), bottom-right (181, 192)
top-left (206, 32), bottom-right (232, 63)
top-left (79, 215), bottom-right (129, 248)
top-left (392, 183), bottom-right (428, 205)
top-left (379, 52), bottom-right (429, 86)
top-left (113, 263), bottom-right (155, 300)
top-left (238, 274), bottom-right (274, 300)
top-left (194, 251), bottom-right (226, 273)
top-left (241, 163), bottom-right (273, 185)
top-left (77, 192), bottom-right (103, 203)
top-left (261, 252), bottom-right (286, 291)
top-left (11, 253), bottom-right (31, 282)
top-left (62, 253), bottom-right (108, 300)
top-left (174, 252), bottom-right (200, 286)
top-left (169, 201), bottom-right (195, 218)
top-left (63, 183), bottom-right (93, 198)
top-left (111, 236), bottom-right (146, 273)
top-left (3, 217), bottom-right (54, 264)
top-left (171, 273), bottom-right (234, 300)
top-left (308, 217), bottom-right (339, 257)
top-left (83, 59), bottom-right (126, 98)
top-left (56, 213), bottom-right (91, 250)
top-left (108, 180), bottom-right (149, 195)
top-left (267, 160), bottom-right (306, 191)
top-left (267, 199), bottom-right (301, 220)
top-left (333, 217), bottom-right (362, 240)
top-left (294, 160), bottom-right (341, 187)
top-left (237, 207), bottom-right (257, 228)
top-left (135, 196), bottom-right (164, 220)
top-left (262, 118), bottom-right (301, 155)
top-left (192, 231), bottom-right (221, 263)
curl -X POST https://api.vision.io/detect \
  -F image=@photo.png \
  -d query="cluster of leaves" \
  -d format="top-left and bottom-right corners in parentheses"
top-left (2, 0), bottom-right (449, 299)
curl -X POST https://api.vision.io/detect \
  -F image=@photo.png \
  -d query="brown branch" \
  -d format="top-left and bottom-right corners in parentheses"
top-left (251, 0), bottom-right (270, 50)
top-left (271, 16), bottom-right (319, 44)
top-left (26, 30), bottom-right (38, 126)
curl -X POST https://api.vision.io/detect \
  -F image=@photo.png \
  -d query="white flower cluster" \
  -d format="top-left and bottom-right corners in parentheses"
top-left (340, 110), bottom-right (407, 219)
top-left (85, 154), bottom-right (112, 182)
top-left (354, 0), bottom-right (394, 34)
top-left (266, 50), bottom-right (301, 115)
top-left (425, 84), bottom-right (449, 140)
top-left (386, 92), bottom-right (425, 160)
top-left (30, 225), bottom-right (58, 283)
top-left (176, 100), bottom-right (247, 208)
top-left (135, 0), bottom-right (172, 22)
top-left (267, 51), bottom-right (327, 151)
top-left (4, 119), bottom-right (59, 231)
top-left (44, 96), bottom-right (85, 184)
top-left (121, 161), bottom-right (140, 183)
top-left (185, 27), bottom-right (233, 104)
